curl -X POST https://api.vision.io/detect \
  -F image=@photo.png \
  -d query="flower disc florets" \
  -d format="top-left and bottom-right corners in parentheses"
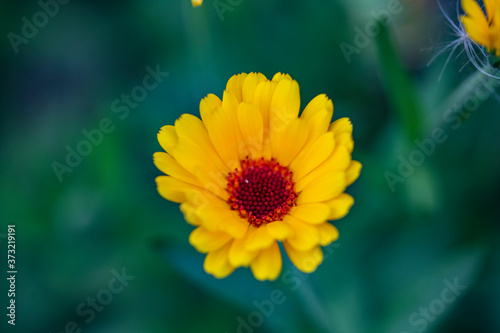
top-left (227, 158), bottom-right (297, 227)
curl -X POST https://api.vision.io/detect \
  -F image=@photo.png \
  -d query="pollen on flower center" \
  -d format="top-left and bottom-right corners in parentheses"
top-left (226, 157), bottom-right (297, 227)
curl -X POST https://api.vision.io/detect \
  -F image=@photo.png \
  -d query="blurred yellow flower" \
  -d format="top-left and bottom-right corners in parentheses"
top-left (191, 0), bottom-right (203, 7)
top-left (154, 72), bottom-right (361, 280)
top-left (461, 0), bottom-right (500, 56)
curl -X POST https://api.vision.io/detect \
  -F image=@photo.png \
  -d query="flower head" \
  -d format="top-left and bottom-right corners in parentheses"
top-left (427, 1), bottom-right (500, 80)
top-left (461, 0), bottom-right (500, 56)
top-left (154, 72), bottom-right (361, 280)
top-left (191, 0), bottom-right (203, 7)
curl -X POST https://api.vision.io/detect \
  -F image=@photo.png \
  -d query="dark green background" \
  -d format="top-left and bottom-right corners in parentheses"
top-left (1, 0), bottom-right (499, 332)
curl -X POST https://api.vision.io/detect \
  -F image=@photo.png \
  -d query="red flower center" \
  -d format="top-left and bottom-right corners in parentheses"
top-left (226, 157), bottom-right (297, 227)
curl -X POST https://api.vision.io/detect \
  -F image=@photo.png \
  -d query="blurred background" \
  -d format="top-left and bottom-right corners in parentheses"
top-left (1, 0), bottom-right (500, 332)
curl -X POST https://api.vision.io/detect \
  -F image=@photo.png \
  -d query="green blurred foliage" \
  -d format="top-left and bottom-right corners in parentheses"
top-left (1, 0), bottom-right (499, 332)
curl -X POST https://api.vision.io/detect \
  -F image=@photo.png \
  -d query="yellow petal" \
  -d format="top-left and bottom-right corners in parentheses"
top-left (253, 80), bottom-right (278, 132)
top-left (295, 146), bottom-right (352, 192)
top-left (272, 72), bottom-right (292, 82)
top-left (245, 225), bottom-right (275, 251)
top-left (170, 139), bottom-right (214, 177)
top-left (226, 73), bottom-right (248, 103)
top-left (290, 132), bottom-right (335, 180)
top-left (345, 160), bottom-right (362, 186)
top-left (197, 205), bottom-right (248, 238)
top-left (297, 172), bottom-right (346, 204)
top-left (153, 152), bottom-right (200, 186)
top-left (273, 118), bottom-right (309, 166)
top-left (266, 221), bottom-right (293, 240)
top-left (189, 227), bottom-right (232, 253)
top-left (302, 109), bottom-right (333, 147)
top-left (324, 146), bottom-right (352, 173)
top-left (316, 223), bottom-right (339, 246)
top-left (219, 217), bottom-right (248, 239)
top-left (237, 103), bottom-right (264, 159)
top-left (284, 215), bottom-right (320, 251)
top-left (460, 0), bottom-right (492, 49)
top-left (462, 16), bottom-right (491, 48)
top-left (269, 78), bottom-right (300, 135)
top-left (301, 94), bottom-right (334, 145)
top-left (329, 117), bottom-right (353, 136)
top-left (329, 117), bottom-right (354, 152)
top-left (157, 125), bottom-right (178, 154)
top-left (199, 93), bottom-right (222, 123)
top-left (301, 94), bottom-right (334, 121)
top-left (221, 90), bottom-right (246, 157)
top-left (191, 0), bottom-right (203, 7)
top-left (484, 0), bottom-right (497, 23)
top-left (250, 241), bottom-right (282, 281)
top-left (171, 141), bottom-right (227, 199)
top-left (324, 193), bottom-right (355, 220)
top-left (174, 114), bottom-right (227, 173)
top-left (156, 176), bottom-right (203, 203)
top-left (242, 72), bottom-right (267, 103)
top-left (493, 5), bottom-right (500, 55)
top-left (290, 203), bottom-right (330, 225)
top-left (228, 235), bottom-right (258, 266)
top-left (462, 0), bottom-right (487, 20)
top-left (283, 242), bottom-right (323, 273)
top-left (180, 202), bottom-right (201, 226)
top-left (202, 106), bottom-right (240, 170)
top-left (204, 243), bottom-right (235, 278)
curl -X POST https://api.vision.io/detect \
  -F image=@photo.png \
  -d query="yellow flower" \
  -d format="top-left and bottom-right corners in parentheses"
top-left (191, 0), bottom-right (203, 7)
top-left (461, 0), bottom-right (500, 56)
top-left (154, 72), bottom-right (361, 280)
